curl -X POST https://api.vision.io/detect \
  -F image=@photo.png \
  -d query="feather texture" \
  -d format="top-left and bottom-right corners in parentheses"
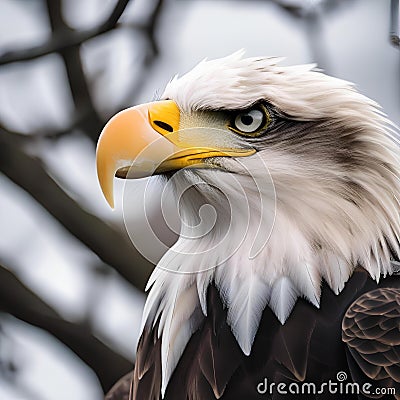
top-left (269, 276), bottom-right (299, 325)
top-left (225, 271), bottom-right (271, 355)
top-left (342, 287), bottom-right (400, 398)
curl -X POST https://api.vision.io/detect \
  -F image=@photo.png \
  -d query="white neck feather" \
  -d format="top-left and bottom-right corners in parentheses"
top-left (141, 154), bottom-right (400, 396)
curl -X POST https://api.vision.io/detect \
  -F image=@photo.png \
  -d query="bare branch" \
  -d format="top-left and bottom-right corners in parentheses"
top-left (114, 0), bottom-right (164, 111)
top-left (390, 0), bottom-right (400, 47)
top-left (0, 264), bottom-right (132, 392)
top-left (45, 0), bottom-right (106, 142)
top-left (143, 0), bottom-right (164, 60)
top-left (0, 130), bottom-right (154, 291)
top-left (0, 0), bottom-right (131, 66)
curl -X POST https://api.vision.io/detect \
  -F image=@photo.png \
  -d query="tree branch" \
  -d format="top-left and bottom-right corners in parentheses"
top-left (0, 130), bottom-right (154, 291)
top-left (0, 0), bottom-right (130, 66)
top-left (114, 0), bottom-right (164, 111)
top-left (0, 264), bottom-right (132, 393)
top-left (143, 0), bottom-right (164, 61)
top-left (45, 0), bottom-right (107, 142)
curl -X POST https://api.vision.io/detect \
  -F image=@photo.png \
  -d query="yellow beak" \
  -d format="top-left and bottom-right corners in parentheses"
top-left (96, 100), bottom-right (255, 208)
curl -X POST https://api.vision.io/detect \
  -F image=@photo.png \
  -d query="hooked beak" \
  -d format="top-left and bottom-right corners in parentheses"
top-left (96, 100), bottom-right (255, 208)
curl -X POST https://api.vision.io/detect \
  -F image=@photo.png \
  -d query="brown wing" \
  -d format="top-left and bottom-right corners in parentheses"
top-left (342, 287), bottom-right (400, 398)
top-left (105, 372), bottom-right (134, 400)
top-left (131, 323), bottom-right (162, 400)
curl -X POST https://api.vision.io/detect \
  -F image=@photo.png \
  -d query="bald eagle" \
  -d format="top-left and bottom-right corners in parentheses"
top-left (97, 52), bottom-right (400, 400)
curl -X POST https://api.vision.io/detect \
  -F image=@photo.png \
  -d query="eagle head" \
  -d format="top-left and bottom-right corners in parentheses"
top-left (96, 52), bottom-right (400, 394)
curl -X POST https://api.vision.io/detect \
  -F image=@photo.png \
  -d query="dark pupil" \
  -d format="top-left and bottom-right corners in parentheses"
top-left (241, 115), bottom-right (253, 126)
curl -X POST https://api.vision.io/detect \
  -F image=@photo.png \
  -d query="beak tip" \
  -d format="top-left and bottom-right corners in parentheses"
top-left (98, 179), bottom-right (115, 209)
top-left (107, 197), bottom-right (115, 209)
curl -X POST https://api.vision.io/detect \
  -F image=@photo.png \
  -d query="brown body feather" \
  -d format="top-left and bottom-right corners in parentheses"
top-left (131, 269), bottom-right (400, 400)
top-left (105, 372), bottom-right (133, 400)
top-left (343, 287), bottom-right (400, 399)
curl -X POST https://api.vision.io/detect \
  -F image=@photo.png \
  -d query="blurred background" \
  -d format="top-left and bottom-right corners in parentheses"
top-left (0, 0), bottom-right (398, 399)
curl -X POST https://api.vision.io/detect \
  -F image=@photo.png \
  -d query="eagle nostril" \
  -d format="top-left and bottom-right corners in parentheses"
top-left (153, 120), bottom-right (174, 132)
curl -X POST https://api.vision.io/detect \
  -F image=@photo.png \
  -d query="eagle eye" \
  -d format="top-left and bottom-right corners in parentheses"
top-left (228, 104), bottom-right (270, 137)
